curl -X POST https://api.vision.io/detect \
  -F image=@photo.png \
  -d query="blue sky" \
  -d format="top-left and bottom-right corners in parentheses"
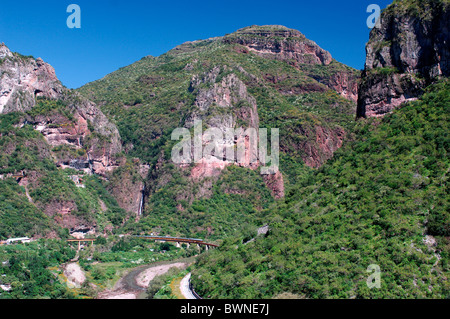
top-left (0, 0), bottom-right (392, 89)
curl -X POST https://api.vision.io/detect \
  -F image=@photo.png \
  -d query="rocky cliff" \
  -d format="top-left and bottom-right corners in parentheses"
top-left (357, 0), bottom-right (449, 117)
top-left (0, 43), bottom-right (64, 113)
top-left (0, 44), bottom-right (136, 236)
top-left (186, 65), bottom-right (261, 175)
top-left (224, 25), bottom-right (359, 102)
top-left (224, 25), bottom-right (333, 66)
top-left (0, 43), bottom-right (122, 176)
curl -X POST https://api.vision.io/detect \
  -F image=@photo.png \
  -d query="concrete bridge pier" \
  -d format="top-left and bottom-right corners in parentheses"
top-left (176, 242), bottom-right (181, 248)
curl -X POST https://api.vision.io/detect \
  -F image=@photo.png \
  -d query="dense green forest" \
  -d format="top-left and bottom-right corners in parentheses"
top-left (191, 80), bottom-right (450, 299)
top-left (0, 240), bottom-right (76, 299)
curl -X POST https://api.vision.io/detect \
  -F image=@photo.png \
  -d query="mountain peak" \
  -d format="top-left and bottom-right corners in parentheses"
top-left (223, 25), bottom-right (332, 66)
top-left (231, 25), bottom-right (304, 37)
top-left (0, 42), bottom-right (12, 59)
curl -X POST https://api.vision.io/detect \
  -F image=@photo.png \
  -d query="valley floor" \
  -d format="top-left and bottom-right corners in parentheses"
top-left (97, 259), bottom-right (191, 299)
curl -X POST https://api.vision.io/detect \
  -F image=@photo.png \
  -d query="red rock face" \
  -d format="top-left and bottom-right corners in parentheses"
top-left (191, 158), bottom-right (231, 180)
top-left (33, 108), bottom-right (121, 176)
top-left (107, 169), bottom-right (145, 215)
top-left (224, 27), bottom-right (359, 103)
top-left (302, 126), bottom-right (345, 168)
top-left (283, 124), bottom-right (345, 169)
top-left (187, 66), bottom-right (262, 181)
top-left (0, 42), bottom-right (123, 179)
top-left (224, 26), bottom-right (332, 66)
top-left (329, 72), bottom-right (359, 103)
top-left (263, 170), bottom-right (285, 199)
top-left (36, 113), bottom-right (88, 148)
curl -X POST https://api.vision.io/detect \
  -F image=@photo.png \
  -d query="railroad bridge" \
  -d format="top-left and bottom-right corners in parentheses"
top-left (67, 238), bottom-right (96, 250)
top-left (134, 236), bottom-right (218, 250)
top-left (67, 236), bottom-right (218, 250)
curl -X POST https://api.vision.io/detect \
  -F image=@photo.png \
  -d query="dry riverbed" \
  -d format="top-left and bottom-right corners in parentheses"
top-left (64, 263), bottom-right (86, 288)
top-left (97, 260), bottom-right (191, 299)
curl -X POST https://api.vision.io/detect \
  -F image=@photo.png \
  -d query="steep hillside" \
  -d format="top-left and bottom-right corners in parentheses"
top-left (78, 25), bottom-right (359, 239)
top-left (0, 45), bottom-right (134, 238)
top-left (192, 78), bottom-right (450, 299)
top-left (191, 1), bottom-right (450, 299)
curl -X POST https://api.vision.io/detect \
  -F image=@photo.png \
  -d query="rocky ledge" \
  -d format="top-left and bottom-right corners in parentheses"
top-left (223, 25), bottom-right (333, 66)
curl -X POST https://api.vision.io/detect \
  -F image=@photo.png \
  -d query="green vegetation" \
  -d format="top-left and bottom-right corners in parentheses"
top-left (121, 165), bottom-right (274, 240)
top-left (147, 267), bottom-right (189, 299)
top-left (368, 67), bottom-right (399, 77)
top-left (0, 240), bottom-right (76, 299)
top-left (81, 237), bottom-right (196, 267)
top-left (78, 30), bottom-right (358, 239)
top-left (0, 102), bottom-right (128, 239)
top-left (0, 179), bottom-right (55, 239)
top-left (0, 236), bottom-right (195, 299)
top-left (2, 19), bottom-right (448, 300)
top-left (191, 80), bottom-right (450, 299)
top-left (27, 98), bottom-right (73, 120)
top-left (388, 0), bottom-right (450, 20)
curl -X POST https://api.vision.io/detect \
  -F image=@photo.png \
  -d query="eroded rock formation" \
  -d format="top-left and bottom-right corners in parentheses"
top-left (0, 43), bottom-right (64, 114)
top-left (224, 25), bottom-right (333, 66)
top-left (357, 0), bottom-right (449, 117)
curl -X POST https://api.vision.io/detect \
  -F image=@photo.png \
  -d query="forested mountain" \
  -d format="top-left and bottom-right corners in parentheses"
top-left (0, 43), bottom-right (129, 238)
top-left (0, 0), bottom-right (448, 300)
top-left (191, 0), bottom-right (450, 298)
top-left (78, 25), bottom-right (358, 239)
top-left (192, 79), bottom-right (449, 298)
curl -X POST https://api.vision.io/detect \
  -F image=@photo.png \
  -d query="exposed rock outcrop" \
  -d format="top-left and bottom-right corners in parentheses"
top-left (263, 170), bottom-right (285, 199)
top-left (182, 65), bottom-right (289, 198)
top-left (106, 161), bottom-right (149, 215)
top-left (303, 126), bottom-right (345, 168)
top-left (224, 25), bottom-right (333, 66)
top-left (224, 26), bottom-right (359, 102)
top-left (0, 43), bottom-right (128, 235)
top-left (186, 65), bottom-right (261, 176)
top-left (326, 71), bottom-right (359, 103)
top-left (357, 0), bottom-right (449, 117)
top-left (0, 43), bottom-right (123, 176)
top-left (283, 124), bottom-right (345, 169)
top-left (0, 43), bottom-right (64, 114)
top-left (30, 96), bottom-right (122, 176)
